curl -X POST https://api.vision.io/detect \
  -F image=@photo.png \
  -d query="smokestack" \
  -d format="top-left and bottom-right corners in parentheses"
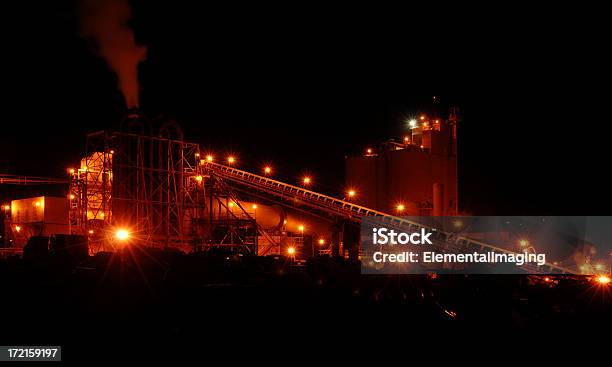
top-left (78, 0), bottom-right (147, 108)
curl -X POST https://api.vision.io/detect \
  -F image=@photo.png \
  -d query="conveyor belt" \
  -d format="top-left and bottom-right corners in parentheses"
top-left (202, 161), bottom-right (576, 274)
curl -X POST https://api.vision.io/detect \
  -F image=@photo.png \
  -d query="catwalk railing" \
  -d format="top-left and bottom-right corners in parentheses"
top-left (0, 174), bottom-right (68, 185)
top-left (202, 161), bottom-right (577, 275)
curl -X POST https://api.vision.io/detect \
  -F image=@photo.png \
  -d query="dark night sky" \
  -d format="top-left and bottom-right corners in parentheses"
top-left (1, 1), bottom-right (610, 215)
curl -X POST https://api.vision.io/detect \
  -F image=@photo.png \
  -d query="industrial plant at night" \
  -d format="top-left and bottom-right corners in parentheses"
top-left (1, 0), bottom-right (611, 362)
top-left (1, 106), bottom-right (460, 261)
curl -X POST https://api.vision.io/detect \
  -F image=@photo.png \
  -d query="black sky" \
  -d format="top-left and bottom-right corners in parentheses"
top-left (1, 1), bottom-right (610, 215)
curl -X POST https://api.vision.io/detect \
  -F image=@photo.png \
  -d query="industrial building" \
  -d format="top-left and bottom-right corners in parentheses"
top-left (4, 196), bottom-right (69, 247)
top-left (3, 109), bottom-right (458, 258)
top-left (345, 107), bottom-right (459, 216)
top-left (0, 109), bottom-right (584, 275)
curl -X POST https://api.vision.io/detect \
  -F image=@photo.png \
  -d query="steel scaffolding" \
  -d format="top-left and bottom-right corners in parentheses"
top-left (68, 115), bottom-right (269, 253)
top-left (70, 116), bottom-right (207, 251)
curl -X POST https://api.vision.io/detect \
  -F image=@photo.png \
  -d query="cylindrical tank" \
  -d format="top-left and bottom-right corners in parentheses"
top-left (433, 183), bottom-right (444, 216)
top-left (250, 203), bottom-right (285, 230)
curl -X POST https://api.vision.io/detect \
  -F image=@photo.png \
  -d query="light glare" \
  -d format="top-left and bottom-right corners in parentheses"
top-left (116, 229), bottom-right (129, 241)
top-left (597, 275), bottom-right (611, 285)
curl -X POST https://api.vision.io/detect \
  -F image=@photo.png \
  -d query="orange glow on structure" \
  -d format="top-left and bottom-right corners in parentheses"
top-left (88, 229), bottom-right (94, 235)
top-left (252, 204), bottom-right (257, 209)
top-left (396, 204), bottom-right (405, 212)
top-left (228, 156), bottom-right (235, 164)
top-left (348, 189), bottom-right (356, 197)
top-left (69, 194), bottom-right (75, 200)
top-left (318, 238), bottom-right (325, 245)
top-left (303, 177), bottom-right (311, 185)
top-left (35, 201), bottom-right (41, 207)
top-left (69, 168), bottom-right (75, 174)
top-left (206, 155), bottom-right (214, 162)
top-left (3, 205), bottom-right (10, 211)
top-left (287, 247), bottom-right (295, 255)
top-left (420, 115), bottom-right (426, 120)
top-left (264, 166), bottom-right (272, 174)
top-left (15, 225), bottom-right (21, 232)
top-left (195, 175), bottom-right (203, 182)
top-left (366, 148), bottom-right (372, 154)
top-left (298, 225), bottom-right (305, 232)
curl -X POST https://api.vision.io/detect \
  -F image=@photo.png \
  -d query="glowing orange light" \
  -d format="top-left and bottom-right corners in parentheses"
top-left (34, 201), bottom-right (41, 207)
top-left (3, 205), bottom-right (10, 211)
top-left (252, 204), bottom-right (257, 209)
top-left (597, 275), bottom-right (611, 285)
top-left (88, 229), bottom-right (94, 235)
top-left (287, 247), bottom-right (295, 255)
top-left (206, 155), bottom-right (214, 162)
top-left (544, 277), bottom-right (551, 282)
top-left (228, 202), bottom-right (234, 208)
top-left (348, 190), bottom-right (356, 197)
top-left (420, 115), bottom-right (425, 120)
top-left (396, 204), bottom-right (405, 212)
top-left (264, 166), bottom-right (272, 174)
top-left (100, 213), bottom-right (105, 218)
top-left (195, 153), bottom-right (200, 157)
top-left (115, 229), bottom-right (129, 241)
top-left (195, 175), bottom-right (203, 182)
top-left (366, 148), bottom-right (372, 154)
top-left (228, 156), bottom-right (235, 164)
top-left (69, 168), bottom-right (75, 174)
top-left (110, 150), bottom-right (115, 154)
top-left (318, 238), bottom-right (325, 245)
top-left (298, 225), bottom-right (305, 232)
top-left (15, 225), bottom-right (21, 232)
top-left (404, 136), bottom-right (409, 142)
top-left (69, 194), bottom-right (75, 200)
top-left (420, 145), bottom-right (424, 149)
top-left (303, 177), bottom-right (311, 185)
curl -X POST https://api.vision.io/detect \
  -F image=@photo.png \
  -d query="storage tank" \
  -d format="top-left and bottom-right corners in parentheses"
top-left (432, 183), bottom-right (444, 216)
top-left (345, 113), bottom-right (458, 216)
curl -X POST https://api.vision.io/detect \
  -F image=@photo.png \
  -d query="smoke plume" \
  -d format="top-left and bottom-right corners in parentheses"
top-left (78, 0), bottom-right (147, 108)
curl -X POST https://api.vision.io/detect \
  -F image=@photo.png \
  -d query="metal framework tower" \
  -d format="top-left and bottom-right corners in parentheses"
top-left (69, 115), bottom-right (206, 251)
top-left (68, 113), bottom-right (271, 254)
